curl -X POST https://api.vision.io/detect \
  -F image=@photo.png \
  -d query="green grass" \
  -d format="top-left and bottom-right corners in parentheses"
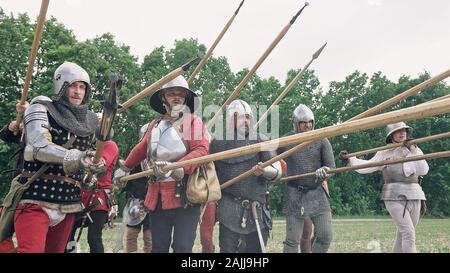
top-left (72, 217), bottom-right (450, 253)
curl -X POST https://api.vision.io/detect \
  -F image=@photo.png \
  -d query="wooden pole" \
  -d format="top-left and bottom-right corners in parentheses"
top-left (219, 69), bottom-right (450, 189)
top-left (280, 150), bottom-right (450, 182)
top-left (254, 42), bottom-right (327, 129)
top-left (206, 2), bottom-right (309, 129)
top-left (343, 131), bottom-right (450, 159)
top-left (187, 0), bottom-right (245, 85)
top-left (15, 0), bottom-right (50, 127)
top-left (119, 97), bottom-right (450, 183)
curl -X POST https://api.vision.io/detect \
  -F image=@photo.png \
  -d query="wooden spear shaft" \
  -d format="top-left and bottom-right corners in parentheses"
top-left (206, 2), bottom-right (310, 129)
top-left (187, 0), bottom-right (245, 85)
top-left (254, 42), bottom-right (327, 129)
top-left (280, 150), bottom-right (450, 182)
top-left (220, 68), bottom-right (450, 189)
top-left (119, 97), bottom-right (450, 183)
top-left (15, 0), bottom-right (50, 126)
top-left (118, 55), bottom-right (202, 113)
top-left (343, 131), bottom-right (450, 159)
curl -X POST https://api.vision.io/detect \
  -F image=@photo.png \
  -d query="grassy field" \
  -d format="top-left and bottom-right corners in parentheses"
top-left (73, 217), bottom-right (450, 253)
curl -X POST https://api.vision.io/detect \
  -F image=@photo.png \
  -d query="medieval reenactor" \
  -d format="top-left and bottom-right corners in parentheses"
top-left (121, 123), bottom-right (152, 253)
top-left (113, 75), bottom-right (209, 253)
top-left (281, 104), bottom-right (335, 253)
top-left (341, 122), bottom-right (428, 253)
top-left (212, 99), bottom-right (282, 253)
top-left (10, 61), bottom-right (105, 253)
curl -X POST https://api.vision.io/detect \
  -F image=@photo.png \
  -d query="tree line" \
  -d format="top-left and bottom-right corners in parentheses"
top-left (1, 9), bottom-right (449, 216)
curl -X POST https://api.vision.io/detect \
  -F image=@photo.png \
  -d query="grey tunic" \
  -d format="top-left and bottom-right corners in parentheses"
top-left (212, 134), bottom-right (274, 234)
top-left (280, 132), bottom-right (336, 218)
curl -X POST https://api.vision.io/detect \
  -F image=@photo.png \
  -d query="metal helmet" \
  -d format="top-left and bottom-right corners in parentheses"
top-left (123, 198), bottom-right (147, 226)
top-left (226, 99), bottom-right (254, 126)
top-left (149, 75), bottom-right (198, 114)
top-left (292, 104), bottom-right (315, 132)
top-left (385, 122), bottom-right (412, 143)
top-left (53, 61), bottom-right (91, 103)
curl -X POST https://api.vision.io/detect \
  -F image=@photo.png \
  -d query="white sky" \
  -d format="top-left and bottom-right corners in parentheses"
top-left (1, 0), bottom-right (449, 88)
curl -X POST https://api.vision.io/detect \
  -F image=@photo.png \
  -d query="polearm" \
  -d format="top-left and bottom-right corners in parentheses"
top-left (206, 2), bottom-right (310, 129)
top-left (14, 0), bottom-right (50, 128)
top-left (219, 69), bottom-right (450, 189)
top-left (117, 55), bottom-right (202, 113)
top-left (254, 42), bottom-right (327, 129)
top-left (280, 150), bottom-right (450, 182)
top-left (426, 93), bottom-right (450, 104)
top-left (118, 96), bottom-right (450, 183)
top-left (77, 75), bottom-right (122, 243)
top-left (342, 131), bottom-right (450, 159)
top-left (187, 0), bottom-right (246, 85)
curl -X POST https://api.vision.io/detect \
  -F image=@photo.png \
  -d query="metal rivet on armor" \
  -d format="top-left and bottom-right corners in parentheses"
top-left (59, 188), bottom-right (63, 192)
top-left (50, 195), bottom-right (54, 198)
top-left (58, 196), bottom-right (61, 199)
top-left (60, 182), bottom-right (64, 185)
top-left (66, 189), bottom-right (70, 193)
top-left (34, 185), bottom-right (38, 189)
top-left (42, 194), bottom-right (46, 197)
top-left (51, 187), bottom-right (55, 191)
top-left (57, 173), bottom-right (61, 176)
top-left (82, 140), bottom-right (86, 143)
top-left (34, 163), bottom-right (37, 167)
top-left (59, 166), bottom-right (63, 169)
top-left (33, 192), bottom-right (37, 196)
top-left (54, 136), bottom-right (58, 140)
top-left (43, 186), bottom-right (47, 190)
top-left (76, 146), bottom-right (80, 149)
top-left (71, 189), bottom-right (74, 192)
top-left (44, 179), bottom-right (48, 183)
top-left (62, 137), bottom-right (66, 141)
top-left (65, 197), bottom-right (68, 200)
top-left (52, 180), bottom-right (56, 183)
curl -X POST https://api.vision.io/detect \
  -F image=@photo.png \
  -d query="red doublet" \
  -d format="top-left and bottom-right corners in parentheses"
top-left (81, 140), bottom-right (119, 211)
top-left (124, 114), bottom-right (209, 211)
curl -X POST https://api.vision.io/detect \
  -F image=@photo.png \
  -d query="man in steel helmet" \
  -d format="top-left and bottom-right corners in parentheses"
top-left (8, 61), bottom-right (105, 253)
top-left (281, 104), bottom-right (335, 253)
top-left (212, 99), bottom-right (283, 253)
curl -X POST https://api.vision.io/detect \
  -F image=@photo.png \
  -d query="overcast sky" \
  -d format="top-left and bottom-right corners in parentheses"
top-left (1, 0), bottom-right (449, 89)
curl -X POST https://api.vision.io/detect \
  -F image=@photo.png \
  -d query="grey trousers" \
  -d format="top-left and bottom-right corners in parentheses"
top-left (283, 211), bottom-right (333, 253)
top-left (384, 200), bottom-right (421, 253)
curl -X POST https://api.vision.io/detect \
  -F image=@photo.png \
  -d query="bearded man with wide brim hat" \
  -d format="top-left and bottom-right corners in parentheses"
top-left (341, 121), bottom-right (428, 253)
top-left (113, 75), bottom-right (209, 253)
top-left (0, 61), bottom-right (106, 253)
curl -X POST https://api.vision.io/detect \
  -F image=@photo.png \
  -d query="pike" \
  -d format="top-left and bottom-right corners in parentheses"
top-left (206, 2), bottom-right (310, 129)
top-left (187, 0), bottom-right (246, 85)
top-left (14, 0), bottom-right (50, 130)
top-left (119, 96), bottom-right (450, 183)
top-left (254, 42), bottom-right (327, 129)
top-left (342, 131), bottom-right (450, 159)
top-left (118, 55), bottom-right (202, 113)
top-left (77, 75), bottom-right (122, 243)
top-left (219, 69), bottom-right (450, 189)
top-left (280, 150), bottom-right (450, 182)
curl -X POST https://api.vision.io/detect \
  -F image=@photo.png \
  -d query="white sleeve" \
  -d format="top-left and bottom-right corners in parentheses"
top-left (348, 151), bottom-right (386, 174)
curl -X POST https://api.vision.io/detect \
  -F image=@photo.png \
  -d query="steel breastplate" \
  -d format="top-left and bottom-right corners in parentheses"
top-left (147, 119), bottom-right (187, 163)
